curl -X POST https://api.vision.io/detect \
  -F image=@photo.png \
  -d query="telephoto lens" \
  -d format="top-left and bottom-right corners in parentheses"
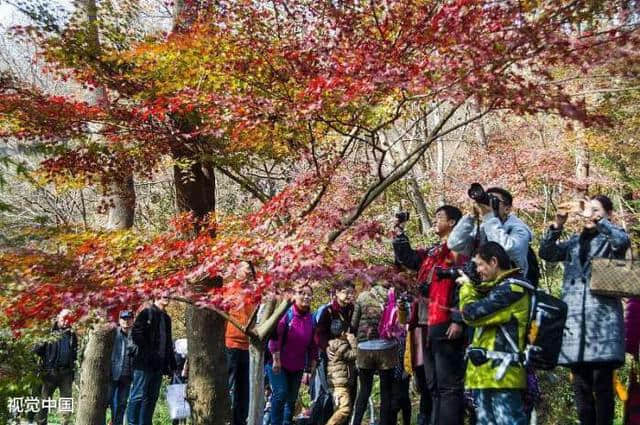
top-left (435, 266), bottom-right (461, 280)
top-left (468, 183), bottom-right (490, 205)
top-left (395, 211), bottom-right (410, 223)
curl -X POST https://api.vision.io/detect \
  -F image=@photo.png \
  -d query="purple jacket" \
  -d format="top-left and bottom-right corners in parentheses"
top-left (626, 298), bottom-right (640, 356)
top-left (269, 304), bottom-right (318, 372)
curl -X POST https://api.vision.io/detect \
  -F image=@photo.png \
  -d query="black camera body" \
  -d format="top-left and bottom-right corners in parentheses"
top-left (435, 261), bottom-right (482, 285)
top-left (395, 211), bottom-right (410, 224)
top-left (468, 183), bottom-right (500, 213)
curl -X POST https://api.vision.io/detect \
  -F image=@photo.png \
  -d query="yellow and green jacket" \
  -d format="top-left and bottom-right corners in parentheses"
top-left (460, 269), bottom-right (531, 390)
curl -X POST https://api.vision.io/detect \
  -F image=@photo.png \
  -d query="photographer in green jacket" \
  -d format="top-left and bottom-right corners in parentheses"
top-left (457, 241), bottom-right (531, 425)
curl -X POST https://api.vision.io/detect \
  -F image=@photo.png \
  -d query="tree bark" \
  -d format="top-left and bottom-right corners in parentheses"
top-left (472, 100), bottom-right (488, 148)
top-left (75, 1), bottom-right (136, 423)
top-left (106, 175), bottom-right (136, 229)
top-left (185, 305), bottom-right (230, 425)
top-left (247, 299), bottom-right (291, 425)
top-left (397, 135), bottom-right (431, 232)
top-left (247, 305), bottom-right (268, 425)
top-left (434, 108), bottom-right (446, 205)
top-left (248, 343), bottom-right (266, 425)
top-left (75, 324), bottom-right (116, 425)
top-left (575, 137), bottom-right (590, 197)
top-left (174, 159), bottom-right (216, 218)
top-left (172, 152), bottom-right (225, 424)
top-left (407, 176), bottom-right (431, 232)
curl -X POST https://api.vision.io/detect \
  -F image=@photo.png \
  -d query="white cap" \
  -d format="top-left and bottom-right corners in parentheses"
top-left (174, 338), bottom-right (188, 356)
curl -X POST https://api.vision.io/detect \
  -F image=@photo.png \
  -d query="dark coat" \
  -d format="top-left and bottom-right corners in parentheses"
top-left (539, 218), bottom-right (630, 366)
top-left (111, 327), bottom-right (134, 381)
top-left (131, 304), bottom-right (177, 374)
top-left (33, 324), bottom-right (77, 372)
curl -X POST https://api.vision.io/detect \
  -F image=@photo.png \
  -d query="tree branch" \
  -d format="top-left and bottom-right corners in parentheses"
top-left (327, 99), bottom-right (493, 243)
top-left (215, 166), bottom-right (270, 203)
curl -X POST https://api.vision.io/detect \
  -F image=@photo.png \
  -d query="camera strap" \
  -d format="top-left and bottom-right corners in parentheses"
top-left (472, 211), bottom-right (481, 255)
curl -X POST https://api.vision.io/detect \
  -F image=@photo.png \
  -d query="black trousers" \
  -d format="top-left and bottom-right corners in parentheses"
top-left (413, 365), bottom-right (432, 425)
top-left (571, 363), bottom-right (616, 425)
top-left (390, 373), bottom-right (411, 425)
top-left (37, 369), bottom-right (74, 425)
top-left (352, 368), bottom-right (394, 425)
top-left (227, 348), bottom-right (251, 425)
top-left (423, 337), bottom-right (465, 425)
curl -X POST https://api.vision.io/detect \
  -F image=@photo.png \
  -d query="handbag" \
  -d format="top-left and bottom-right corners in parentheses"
top-left (166, 383), bottom-right (191, 420)
top-left (590, 249), bottom-right (640, 298)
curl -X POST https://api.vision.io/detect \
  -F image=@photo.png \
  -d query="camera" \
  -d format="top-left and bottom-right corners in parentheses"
top-left (395, 211), bottom-right (410, 224)
top-left (468, 183), bottom-right (500, 212)
top-left (435, 261), bottom-right (482, 285)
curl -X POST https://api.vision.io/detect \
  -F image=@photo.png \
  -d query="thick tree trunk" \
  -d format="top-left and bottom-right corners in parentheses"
top-left (106, 175), bottom-right (136, 229)
top-left (173, 153), bottom-right (225, 424)
top-left (75, 324), bottom-right (116, 425)
top-left (174, 160), bottom-right (216, 218)
top-left (185, 305), bottom-right (230, 425)
top-left (170, 0), bottom-right (223, 414)
top-left (75, 1), bottom-right (137, 424)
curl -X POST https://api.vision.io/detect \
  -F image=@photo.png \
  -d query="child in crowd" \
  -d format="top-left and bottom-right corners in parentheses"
top-left (326, 319), bottom-right (357, 425)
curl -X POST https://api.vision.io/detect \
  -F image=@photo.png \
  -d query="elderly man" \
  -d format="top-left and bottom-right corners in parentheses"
top-left (34, 309), bottom-right (78, 425)
top-left (110, 310), bottom-right (135, 425)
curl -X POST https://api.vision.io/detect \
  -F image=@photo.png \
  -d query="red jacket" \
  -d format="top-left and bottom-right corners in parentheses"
top-left (394, 234), bottom-right (466, 327)
top-left (420, 243), bottom-right (466, 326)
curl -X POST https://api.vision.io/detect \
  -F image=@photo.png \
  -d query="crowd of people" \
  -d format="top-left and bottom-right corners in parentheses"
top-left (27, 185), bottom-right (640, 425)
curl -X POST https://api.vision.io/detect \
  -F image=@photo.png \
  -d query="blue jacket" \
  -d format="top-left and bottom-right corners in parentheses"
top-left (449, 213), bottom-right (532, 276)
top-left (111, 327), bottom-right (134, 381)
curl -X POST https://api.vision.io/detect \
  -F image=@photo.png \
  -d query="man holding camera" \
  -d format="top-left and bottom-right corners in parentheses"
top-left (449, 185), bottom-right (533, 277)
top-left (392, 205), bottom-right (467, 425)
top-left (458, 242), bottom-right (531, 425)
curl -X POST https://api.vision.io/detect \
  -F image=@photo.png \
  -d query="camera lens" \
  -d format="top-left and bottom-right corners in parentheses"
top-left (468, 183), bottom-right (484, 200)
top-left (468, 183), bottom-right (491, 206)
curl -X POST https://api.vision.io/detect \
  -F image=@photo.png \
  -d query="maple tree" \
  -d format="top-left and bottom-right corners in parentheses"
top-left (1, 0), bottom-right (638, 349)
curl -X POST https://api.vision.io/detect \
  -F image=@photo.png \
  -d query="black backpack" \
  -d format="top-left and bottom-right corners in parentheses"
top-left (524, 289), bottom-right (567, 369)
top-left (506, 279), bottom-right (568, 370)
